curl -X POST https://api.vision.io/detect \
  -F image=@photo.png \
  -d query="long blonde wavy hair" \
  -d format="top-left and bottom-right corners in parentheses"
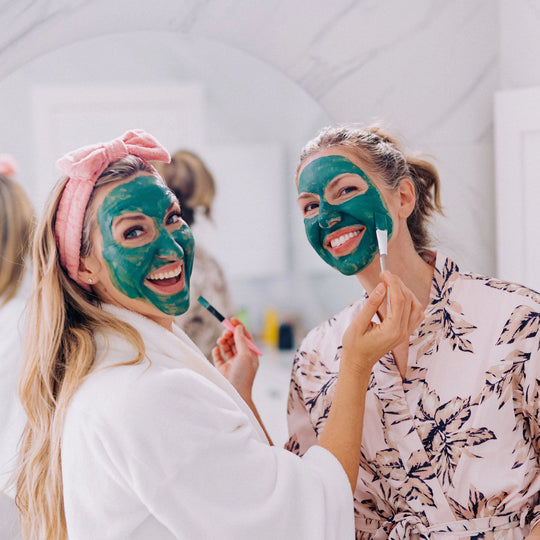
top-left (16, 157), bottom-right (154, 540)
top-left (0, 173), bottom-right (35, 306)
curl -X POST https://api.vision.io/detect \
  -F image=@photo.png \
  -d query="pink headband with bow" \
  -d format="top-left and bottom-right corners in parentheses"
top-left (54, 129), bottom-right (170, 290)
top-left (0, 154), bottom-right (18, 177)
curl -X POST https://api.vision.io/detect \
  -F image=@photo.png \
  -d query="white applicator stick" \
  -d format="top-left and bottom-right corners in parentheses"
top-left (375, 212), bottom-right (391, 313)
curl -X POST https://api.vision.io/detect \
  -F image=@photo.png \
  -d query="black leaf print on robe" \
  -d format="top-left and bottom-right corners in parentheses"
top-left (496, 305), bottom-right (540, 347)
top-left (416, 390), bottom-right (496, 488)
top-left (411, 260), bottom-right (477, 357)
top-left (448, 485), bottom-right (509, 521)
top-left (284, 434), bottom-right (300, 455)
top-left (465, 275), bottom-right (540, 305)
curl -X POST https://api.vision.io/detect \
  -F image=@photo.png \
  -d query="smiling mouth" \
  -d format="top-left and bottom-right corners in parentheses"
top-left (325, 226), bottom-right (365, 257)
top-left (145, 261), bottom-right (185, 294)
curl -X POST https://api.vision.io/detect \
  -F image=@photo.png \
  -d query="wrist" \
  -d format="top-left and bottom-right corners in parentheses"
top-left (339, 353), bottom-right (376, 383)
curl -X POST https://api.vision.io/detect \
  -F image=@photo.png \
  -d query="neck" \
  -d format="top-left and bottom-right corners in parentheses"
top-left (356, 242), bottom-right (435, 313)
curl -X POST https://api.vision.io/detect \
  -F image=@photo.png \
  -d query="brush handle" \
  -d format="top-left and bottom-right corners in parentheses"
top-left (221, 319), bottom-right (263, 356)
top-left (378, 254), bottom-right (391, 312)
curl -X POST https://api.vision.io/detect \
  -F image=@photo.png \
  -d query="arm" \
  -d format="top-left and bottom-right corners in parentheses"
top-left (526, 523), bottom-right (540, 539)
top-left (216, 272), bottom-right (423, 491)
top-left (88, 367), bottom-right (355, 540)
top-left (317, 272), bottom-right (424, 491)
top-left (213, 320), bottom-right (273, 444)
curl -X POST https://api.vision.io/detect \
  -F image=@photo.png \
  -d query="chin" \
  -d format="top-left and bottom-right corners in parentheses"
top-left (159, 296), bottom-right (190, 317)
top-left (331, 253), bottom-right (377, 276)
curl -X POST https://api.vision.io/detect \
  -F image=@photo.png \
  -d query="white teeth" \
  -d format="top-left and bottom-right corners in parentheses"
top-left (330, 230), bottom-right (361, 248)
top-left (148, 266), bottom-right (182, 281)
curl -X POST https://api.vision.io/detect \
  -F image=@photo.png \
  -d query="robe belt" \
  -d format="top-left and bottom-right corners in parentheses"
top-left (363, 505), bottom-right (538, 539)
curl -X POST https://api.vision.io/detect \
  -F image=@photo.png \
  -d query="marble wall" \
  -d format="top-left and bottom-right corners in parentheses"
top-left (500, 0), bottom-right (540, 89)
top-left (0, 0), bottom-right (536, 333)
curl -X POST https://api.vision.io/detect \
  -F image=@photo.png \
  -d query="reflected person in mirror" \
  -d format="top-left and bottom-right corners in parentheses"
top-left (154, 149), bottom-right (234, 362)
top-left (0, 155), bottom-right (34, 540)
top-left (287, 124), bottom-right (540, 539)
top-left (15, 129), bottom-right (422, 540)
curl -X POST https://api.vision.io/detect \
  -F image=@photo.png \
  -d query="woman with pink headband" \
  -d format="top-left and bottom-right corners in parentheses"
top-left (15, 129), bottom-right (423, 539)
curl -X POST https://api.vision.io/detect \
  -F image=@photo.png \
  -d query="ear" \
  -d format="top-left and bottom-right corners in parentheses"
top-left (78, 253), bottom-right (102, 287)
top-left (397, 178), bottom-right (416, 219)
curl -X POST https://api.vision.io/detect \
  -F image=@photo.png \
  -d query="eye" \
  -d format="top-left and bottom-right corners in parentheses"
top-left (339, 186), bottom-right (358, 196)
top-left (124, 226), bottom-right (144, 240)
top-left (303, 202), bottom-right (319, 215)
top-left (166, 211), bottom-right (182, 225)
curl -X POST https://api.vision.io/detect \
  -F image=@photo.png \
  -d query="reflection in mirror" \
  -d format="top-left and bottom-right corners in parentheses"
top-left (0, 31), bottom-right (357, 445)
top-left (0, 31), bottom-right (358, 327)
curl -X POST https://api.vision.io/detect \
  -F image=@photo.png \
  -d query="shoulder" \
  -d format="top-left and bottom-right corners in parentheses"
top-left (432, 252), bottom-right (540, 312)
top-left (439, 260), bottom-right (540, 351)
top-left (458, 271), bottom-right (540, 307)
top-left (66, 360), bottom-right (241, 443)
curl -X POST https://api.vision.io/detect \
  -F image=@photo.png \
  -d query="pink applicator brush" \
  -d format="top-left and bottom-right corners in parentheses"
top-left (375, 212), bottom-right (391, 312)
top-left (198, 295), bottom-right (263, 356)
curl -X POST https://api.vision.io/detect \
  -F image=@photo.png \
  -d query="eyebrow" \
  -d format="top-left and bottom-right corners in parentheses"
top-left (326, 173), bottom-right (354, 190)
top-left (113, 201), bottom-right (179, 224)
top-left (113, 214), bottom-right (149, 226)
top-left (324, 173), bottom-right (366, 196)
top-left (297, 192), bottom-right (319, 202)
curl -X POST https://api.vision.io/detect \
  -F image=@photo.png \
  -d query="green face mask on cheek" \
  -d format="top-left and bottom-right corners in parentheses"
top-left (298, 155), bottom-right (393, 275)
top-left (97, 175), bottom-right (195, 315)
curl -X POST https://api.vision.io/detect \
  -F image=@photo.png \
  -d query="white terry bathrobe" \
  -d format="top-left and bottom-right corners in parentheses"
top-left (0, 291), bottom-right (28, 540)
top-left (61, 304), bottom-right (354, 540)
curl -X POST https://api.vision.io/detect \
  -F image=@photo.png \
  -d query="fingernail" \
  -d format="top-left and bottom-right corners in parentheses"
top-left (374, 283), bottom-right (385, 295)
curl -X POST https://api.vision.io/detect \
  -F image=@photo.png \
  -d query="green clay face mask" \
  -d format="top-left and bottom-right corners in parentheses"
top-left (298, 155), bottom-right (393, 275)
top-left (97, 175), bottom-right (195, 315)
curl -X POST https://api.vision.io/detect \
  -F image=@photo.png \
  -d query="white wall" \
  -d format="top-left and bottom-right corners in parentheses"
top-left (1, 0), bottom-right (526, 336)
top-left (499, 0), bottom-right (540, 89)
top-left (0, 31), bottom-right (337, 333)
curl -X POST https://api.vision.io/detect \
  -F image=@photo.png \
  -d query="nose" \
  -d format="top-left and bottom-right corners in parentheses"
top-left (318, 201), bottom-right (341, 229)
top-left (155, 230), bottom-right (184, 259)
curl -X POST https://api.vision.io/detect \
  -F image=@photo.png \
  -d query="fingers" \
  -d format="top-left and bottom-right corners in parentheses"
top-left (229, 317), bottom-right (255, 342)
top-left (381, 271), bottom-right (424, 343)
top-left (233, 325), bottom-right (251, 356)
top-left (212, 346), bottom-right (224, 366)
top-left (217, 331), bottom-right (236, 359)
top-left (351, 282), bottom-right (386, 334)
top-left (378, 272), bottom-right (407, 344)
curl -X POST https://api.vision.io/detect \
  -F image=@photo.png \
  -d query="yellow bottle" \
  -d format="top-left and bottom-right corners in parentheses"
top-left (261, 307), bottom-right (279, 348)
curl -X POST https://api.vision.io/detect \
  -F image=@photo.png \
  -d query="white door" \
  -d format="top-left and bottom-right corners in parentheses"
top-left (32, 83), bottom-right (205, 211)
top-left (494, 87), bottom-right (540, 292)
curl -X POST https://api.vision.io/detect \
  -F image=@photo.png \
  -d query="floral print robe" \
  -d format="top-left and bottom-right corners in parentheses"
top-left (287, 253), bottom-right (540, 539)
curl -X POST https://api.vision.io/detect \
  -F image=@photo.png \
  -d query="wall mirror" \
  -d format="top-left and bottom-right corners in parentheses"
top-left (0, 30), bottom-right (360, 341)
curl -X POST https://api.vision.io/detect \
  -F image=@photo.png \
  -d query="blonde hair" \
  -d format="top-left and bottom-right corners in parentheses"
top-left (16, 156), bottom-right (153, 540)
top-left (297, 124), bottom-right (444, 254)
top-left (0, 174), bottom-right (35, 307)
top-left (154, 149), bottom-right (215, 226)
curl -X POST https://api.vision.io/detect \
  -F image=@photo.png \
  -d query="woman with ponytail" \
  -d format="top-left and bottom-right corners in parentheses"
top-left (287, 124), bottom-right (540, 539)
top-left (15, 129), bottom-right (422, 539)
